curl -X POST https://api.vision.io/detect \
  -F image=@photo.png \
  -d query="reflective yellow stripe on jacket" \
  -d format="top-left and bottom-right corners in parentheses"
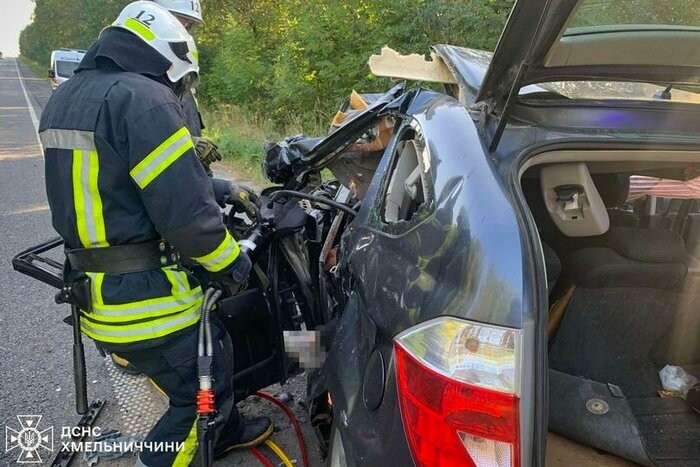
top-left (67, 143), bottom-right (203, 345)
top-left (81, 267), bottom-right (203, 344)
top-left (64, 129), bottom-right (204, 345)
top-left (192, 232), bottom-right (240, 273)
top-left (89, 287), bottom-right (203, 323)
top-left (130, 127), bottom-right (193, 189)
top-left (72, 149), bottom-right (108, 247)
top-left (80, 302), bottom-right (201, 344)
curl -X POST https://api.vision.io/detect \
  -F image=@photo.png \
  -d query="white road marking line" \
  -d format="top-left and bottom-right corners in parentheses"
top-left (14, 58), bottom-right (43, 151)
top-left (0, 106), bottom-right (37, 110)
top-left (0, 202), bottom-right (50, 216)
top-left (0, 153), bottom-right (42, 162)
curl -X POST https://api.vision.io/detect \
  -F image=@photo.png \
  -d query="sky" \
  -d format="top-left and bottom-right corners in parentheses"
top-left (1, 0), bottom-right (36, 56)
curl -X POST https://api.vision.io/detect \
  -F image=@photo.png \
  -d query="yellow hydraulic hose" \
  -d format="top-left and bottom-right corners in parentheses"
top-left (264, 439), bottom-right (294, 467)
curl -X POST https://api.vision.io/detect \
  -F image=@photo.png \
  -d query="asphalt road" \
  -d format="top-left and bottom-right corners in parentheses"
top-left (0, 56), bottom-right (117, 465)
top-left (0, 58), bottom-right (321, 467)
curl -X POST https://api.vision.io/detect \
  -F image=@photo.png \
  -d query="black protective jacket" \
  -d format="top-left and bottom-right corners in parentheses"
top-left (182, 90), bottom-right (204, 137)
top-left (39, 28), bottom-right (241, 350)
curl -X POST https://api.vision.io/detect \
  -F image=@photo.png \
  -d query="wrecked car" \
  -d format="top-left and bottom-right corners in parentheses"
top-left (259, 0), bottom-right (700, 465)
top-left (13, 0), bottom-right (699, 466)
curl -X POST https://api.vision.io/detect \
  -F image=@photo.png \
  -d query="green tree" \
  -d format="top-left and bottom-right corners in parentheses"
top-left (21, 0), bottom-right (517, 129)
top-left (20, 0), bottom-right (129, 64)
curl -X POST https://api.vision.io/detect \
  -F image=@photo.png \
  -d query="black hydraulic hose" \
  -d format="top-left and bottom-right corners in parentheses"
top-left (206, 291), bottom-right (222, 356)
top-left (201, 289), bottom-right (222, 358)
top-left (268, 190), bottom-right (357, 217)
top-left (196, 287), bottom-right (223, 467)
top-left (198, 288), bottom-right (216, 357)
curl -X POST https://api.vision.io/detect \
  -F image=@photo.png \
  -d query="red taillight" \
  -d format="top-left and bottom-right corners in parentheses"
top-left (394, 318), bottom-right (521, 467)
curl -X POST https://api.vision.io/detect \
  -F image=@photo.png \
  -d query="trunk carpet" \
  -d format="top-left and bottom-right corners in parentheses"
top-left (549, 287), bottom-right (700, 465)
top-left (549, 287), bottom-right (677, 397)
top-left (628, 397), bottom-right (700, 466)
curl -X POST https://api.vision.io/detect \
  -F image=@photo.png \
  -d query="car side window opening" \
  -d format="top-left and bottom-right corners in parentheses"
top-left (382, 121), bottom-right (432, 224)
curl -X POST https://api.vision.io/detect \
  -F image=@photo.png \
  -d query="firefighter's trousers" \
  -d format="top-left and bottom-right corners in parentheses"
top-left (120, 318), bottom-right (242, 466)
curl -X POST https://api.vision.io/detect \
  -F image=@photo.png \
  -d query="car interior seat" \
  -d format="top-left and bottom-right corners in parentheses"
top-left (565, 226), bottom-right (688, 289)
top-left (542, 243), bottom-right (561, 293)
top-left (537, 163), bottom-right (688, 290)
top-left (540, 163), bottom-right (610, 238)
top-left (523, 170), bottom-right (638, 259)
top-left (591, 173), bottom-right (638, 227)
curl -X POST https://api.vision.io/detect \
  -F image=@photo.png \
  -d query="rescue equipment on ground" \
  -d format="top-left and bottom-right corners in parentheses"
top-left (49, 400), bottom-right (105, 467)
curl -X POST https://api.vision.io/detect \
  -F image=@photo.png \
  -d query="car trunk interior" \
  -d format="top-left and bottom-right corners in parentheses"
top-left (520, 152), bottom-right (700, 466)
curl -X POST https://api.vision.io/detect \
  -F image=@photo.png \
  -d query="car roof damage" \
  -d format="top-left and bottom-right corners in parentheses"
top-left (367, 46), bottom-right (457, 84)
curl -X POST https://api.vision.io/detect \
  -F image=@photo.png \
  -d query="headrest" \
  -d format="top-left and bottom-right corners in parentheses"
top-left (541, 163), bottom-right (610, 237)
top-left (522, 178), bottom-right (550, 225)
top-left (592, 174), bottom-right (630, 207)
top-left (608, 227), bottom-right (686, 263)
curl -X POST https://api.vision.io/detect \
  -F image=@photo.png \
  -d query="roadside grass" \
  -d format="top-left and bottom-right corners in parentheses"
top-left (201, 104), bottom-right (313, 186)
top-left (201, 106), bottom-right (270, 185)
top-left (19, 56), bottom-right (49, 82)
top-left (17, 55), bottom-right (344, 188)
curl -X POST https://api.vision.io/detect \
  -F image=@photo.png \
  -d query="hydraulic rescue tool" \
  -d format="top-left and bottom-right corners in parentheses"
top-left (13, 237), bottom-right (92, 415)
top-left (195, 287), bottom-right (224, 467)
top-left (196, 229), bottom-right (264, 467)
top-left (50, 400), bottom-right (106, 467)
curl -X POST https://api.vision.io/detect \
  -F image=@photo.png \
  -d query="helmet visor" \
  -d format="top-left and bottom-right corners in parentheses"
top-left (169, 41), bottom-right (193, 64)
top-left (173, 13), bottom-right (197, 32)
top-left (172, 71), bottom-right (200, 98)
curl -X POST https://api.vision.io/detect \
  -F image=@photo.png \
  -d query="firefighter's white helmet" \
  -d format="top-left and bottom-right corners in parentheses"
top-left (154, 0), bottom-right (203, 24)
top-left (112, 1), bottom-right (199, 84)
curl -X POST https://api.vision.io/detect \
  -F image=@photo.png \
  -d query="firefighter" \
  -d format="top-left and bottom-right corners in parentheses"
top-left (109, 0), bottom-right (257, 378)
top-left (38, 2), bottom-right (272, 465)
top-left (153, 0), bottom-right (205, 138)
top-left (150, 0), bottom-right (255, 203)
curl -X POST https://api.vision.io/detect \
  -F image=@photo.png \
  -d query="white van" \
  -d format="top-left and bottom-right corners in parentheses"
top-left (49, 49), bottom-right (86, 90)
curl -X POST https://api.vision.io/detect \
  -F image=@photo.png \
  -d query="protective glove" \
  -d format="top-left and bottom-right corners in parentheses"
top-left (215, 250), bottom-right (252, 297)
top-left (211, 178), bottom-right (260, 221)
top-left (193, 137), bottom-right (222, 173)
